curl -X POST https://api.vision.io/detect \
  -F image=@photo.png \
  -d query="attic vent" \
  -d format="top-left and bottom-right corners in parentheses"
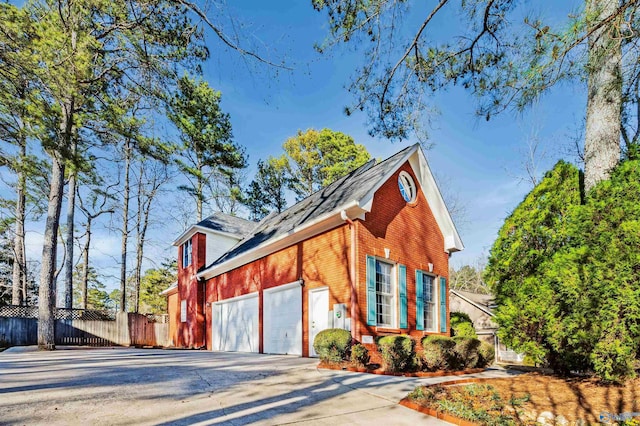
top-left (398, 171), bottom-right (417, 203)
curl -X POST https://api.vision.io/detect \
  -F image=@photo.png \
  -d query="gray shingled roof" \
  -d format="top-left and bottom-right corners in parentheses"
top-left (197, 212), bottom-right (256, 238)
top-left (208, 144), bottom-right (416, 269)
top-left (451, 289), bottom-right (497, 314)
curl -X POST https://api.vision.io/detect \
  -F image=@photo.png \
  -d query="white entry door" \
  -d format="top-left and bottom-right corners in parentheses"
top-left (263, 282), bottom-right (302, 355)
top-left (211, 293), bottom-right (259, 352)
top-left (308, 287), bottom-right (329, 357)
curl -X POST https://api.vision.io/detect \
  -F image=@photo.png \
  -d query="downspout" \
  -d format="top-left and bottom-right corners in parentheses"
top-left (341, 210), bottom-right (357, 340)
top-left (198, 276), bottom-right (207, 350)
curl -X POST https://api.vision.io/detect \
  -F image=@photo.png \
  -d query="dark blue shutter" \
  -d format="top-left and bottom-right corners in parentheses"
top-left (398, 265), bottom-right (407, 329)
top-left (415, 270), bottom-right (424, 331)
top-left (366, 255), bottom-right (376, 326)
top-left (440, 277), bottom-right (447, 333)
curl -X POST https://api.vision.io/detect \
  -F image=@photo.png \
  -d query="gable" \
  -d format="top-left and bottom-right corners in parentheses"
top-left (173, 212), bottom-right (254, 247)
top-left (363, 162), bottom-right (445, 244)
top-left (196, 144), bottom-right (463, 280)
top-left (356, 148), bottom-right (463, 253)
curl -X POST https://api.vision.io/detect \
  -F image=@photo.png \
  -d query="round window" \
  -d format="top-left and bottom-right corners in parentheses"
top-left (398, 171), bottom-right (417, 203)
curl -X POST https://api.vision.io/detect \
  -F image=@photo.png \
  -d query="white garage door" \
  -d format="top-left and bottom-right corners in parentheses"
top-left (211, 293), bottom-right (259, 352)
top-left (264, 282), bottom-right (302, 355)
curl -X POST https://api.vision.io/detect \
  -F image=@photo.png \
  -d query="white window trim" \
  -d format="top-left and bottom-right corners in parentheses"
top-left (398, 171), bottom-right (417, 203)
top-left (374, 258), bottom-right (397, 329)
top-left (263, 280), bottom-right (304, 295)
top-left (180, 299), bottom-right (187, 323)
top-left (182, 238), bottom-right (192, 268)
top-left (212, 291), bottom-right (259, 305)
top-left (421, 272), bottom-right (438, 332)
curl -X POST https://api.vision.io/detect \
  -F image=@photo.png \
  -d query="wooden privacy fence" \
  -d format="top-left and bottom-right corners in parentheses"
top-left (0, 306), bottom-right (171, 347)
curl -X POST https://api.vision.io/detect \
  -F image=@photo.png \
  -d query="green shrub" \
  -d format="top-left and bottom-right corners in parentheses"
top-left (452, 321), bottom-right (478, 338)
top-left (377, 335), bottom-right (415, 373)
top-left (477, 341), bottom-right (495, 367)
top-left (313, 328), bottom-right (352, 363)
top-left (412, 351), bottom-right (425, 371)
top-left (450, 311), bottom-right (473, 327)
top-left (350, 343), bottom-right (370, 367)
top-left (591, 328), bottom-right (636, 384)
top-left (453, 337), bottom-right (481, 369)
top-left (421, 335), bottom-right (457, 371)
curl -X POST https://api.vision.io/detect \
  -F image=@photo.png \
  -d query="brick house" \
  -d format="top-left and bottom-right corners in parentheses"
top-left (167, 144), bottom-right (463, 356)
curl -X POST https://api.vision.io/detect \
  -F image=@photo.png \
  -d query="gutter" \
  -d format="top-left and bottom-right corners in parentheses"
top-left (197, 200), bottom-right (366, 280)
top-left (341, 210), bottom-right (358, 340)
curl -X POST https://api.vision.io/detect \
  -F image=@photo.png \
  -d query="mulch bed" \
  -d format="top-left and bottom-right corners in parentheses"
top-left (317, 360), bottom-right (484, 378)
top-left (405, 372), bottom-right (640, 424)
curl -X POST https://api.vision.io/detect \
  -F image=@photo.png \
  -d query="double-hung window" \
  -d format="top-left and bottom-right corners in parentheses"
top-left (375, 260), bottom-right (395, 327)
top-left (182, 238), bottom-right (192, 268)
top-left (422, 274), bottom-right (437, 331)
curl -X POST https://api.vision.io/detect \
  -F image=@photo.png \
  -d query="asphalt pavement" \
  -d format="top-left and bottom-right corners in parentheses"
top-left (0, 347), bottom-right (517, 425)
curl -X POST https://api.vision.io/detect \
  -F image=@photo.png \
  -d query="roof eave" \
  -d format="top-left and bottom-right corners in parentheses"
top-left (409, 148), bottom-right (465, 253)
top-left (172, 225), bottom-right (244, 247)
top-left (197, 200), bottom-right (366, 280)
top-left (160, 282), bottom-right (178, 296)
top-left (450, 289), bottom-right (495, 317)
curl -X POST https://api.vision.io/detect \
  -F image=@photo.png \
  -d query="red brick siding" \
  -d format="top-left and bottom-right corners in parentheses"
top-left (355, 162), bottom-right (450, 347)
top-left (205, 225), bottom-right (352, 356)
top-left (172, 160), bottom-right (452, 355)
top-left (176, 232), bottom-right (206, 348)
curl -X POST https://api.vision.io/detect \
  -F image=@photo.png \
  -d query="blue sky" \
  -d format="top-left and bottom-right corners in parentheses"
top-left (11, 0), bottom-right (587, 296)
top-left (196, 1), bottom-right (585, 267)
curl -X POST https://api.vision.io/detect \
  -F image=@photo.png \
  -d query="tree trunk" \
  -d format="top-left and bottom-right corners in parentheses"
top-left (63, 164), bottom-right (77, 309)
top-left (120, 139), bottom-right (131, 312)
top-left (81, 218), bottom-right (91, 309)
top-left (39, 87), bottom-right (75, 350)
top-left (11, 140), bottom-right (26, 306)
top-left (135, 178), bottom-right (153, 314)
top-left (134, 167), bottom-right (143, 313)
top-left (38, 154), bottom-right (65, 350)
top-left (196, 174), bottom-right (203, 222)
top-left (584, 0), bottom-right (622, 191)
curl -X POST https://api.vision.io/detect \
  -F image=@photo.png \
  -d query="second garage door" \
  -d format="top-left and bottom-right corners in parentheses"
top-left (263, 282), bottom-right (302, 355)
top-left (211, 293), bottom-right (259, 352)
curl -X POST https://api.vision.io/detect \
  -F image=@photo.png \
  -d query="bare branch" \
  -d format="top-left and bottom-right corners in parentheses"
top-left (174, 0), bottom-right (292, 70)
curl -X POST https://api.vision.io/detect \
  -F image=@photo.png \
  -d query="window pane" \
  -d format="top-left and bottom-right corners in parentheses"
top-left (375, 260), bottom-right (394, 327)
top-left (423, 275), bottom-right (436, 331)
top-left (182, 239), bottom-right (192, 267)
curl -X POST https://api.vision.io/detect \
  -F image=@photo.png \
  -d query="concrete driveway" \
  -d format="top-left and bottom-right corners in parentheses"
top-left (0, 347), bottom-right (457, 425)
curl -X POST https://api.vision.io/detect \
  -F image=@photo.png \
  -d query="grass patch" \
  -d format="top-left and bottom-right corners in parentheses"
top-left (408, 383), bottom-right (529, 426)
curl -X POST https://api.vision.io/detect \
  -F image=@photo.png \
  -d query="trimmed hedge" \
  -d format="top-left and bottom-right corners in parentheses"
top-left (313, 328), bottom-right (352, 363)
top-left (478, 341), bottom-right (495, 367)
top-left (453, 336), bottom-right (482, 369)
top-left (351, 343), bottom-right (370, 367)
top-left (377, 335), bottom-right (415, 373)
top-left (421, 335), bottom-right (457, 371)
top-left (450, 311), bottom-right (478, 338)
top-left (452, 321), bottom-right (478, 338)
top-left (450, 311), bottom-right (473, 326)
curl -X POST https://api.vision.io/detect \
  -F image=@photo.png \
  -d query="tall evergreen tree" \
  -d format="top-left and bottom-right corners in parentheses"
top-left (17, 0), bottom-right (209, 349)
top-left (0, 3), bottom-right (45, 307)
top-left (243, 156), bottom-right (289, 220)
top-left (168, 75), bottom-right (246, 221)
top-left (72, 264), bottom-right (109, 310)
top-left (486, 159), bottom-right (640, 382)
top-left (139, 261), bottom-right (176, 315)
